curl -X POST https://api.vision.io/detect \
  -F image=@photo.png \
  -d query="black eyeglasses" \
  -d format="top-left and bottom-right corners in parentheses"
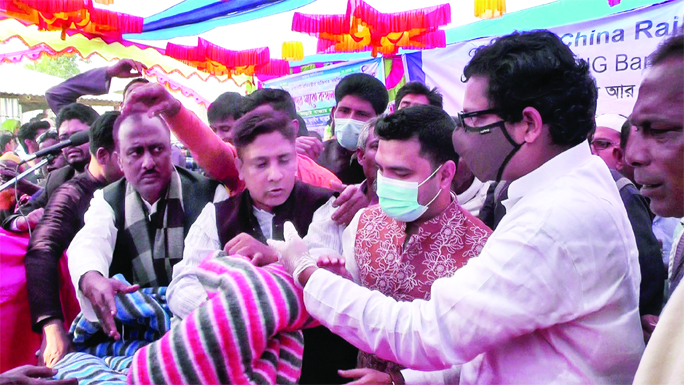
top-left (456, 108), bottom-right (501, 133)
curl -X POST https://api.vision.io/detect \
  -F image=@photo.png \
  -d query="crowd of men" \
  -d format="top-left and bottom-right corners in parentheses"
top-left (0, 29), bottom-right (681, 385)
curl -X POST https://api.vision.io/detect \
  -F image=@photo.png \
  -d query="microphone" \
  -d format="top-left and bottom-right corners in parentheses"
top-left (20, 131), bottom-right (90, 164)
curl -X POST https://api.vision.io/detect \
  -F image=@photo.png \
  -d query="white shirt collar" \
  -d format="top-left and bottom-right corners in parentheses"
top-left (252, 206), bottom-right (275, 240)
top-left (456, 178), bottom-right (484, 205)
top-left (503, 141), bottom-right (592, 211)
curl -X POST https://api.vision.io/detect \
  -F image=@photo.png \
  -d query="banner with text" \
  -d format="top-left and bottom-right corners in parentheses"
top-left (263, 58), bottom-right (383, 136)
top-left (406, 0), bottom-right (683, 116)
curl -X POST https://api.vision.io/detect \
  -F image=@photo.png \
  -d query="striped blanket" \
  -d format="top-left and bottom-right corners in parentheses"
top-left (69, 274), bottom-right (171, 357)
top-left (128, 253), bottom-right (316, 384)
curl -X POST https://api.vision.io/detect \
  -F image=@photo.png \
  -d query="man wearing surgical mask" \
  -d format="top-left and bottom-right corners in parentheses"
top-left (317, 73), bottom-right (388, 185)
top-left (300, 105), bottom-right (492, 385)
top-left (273, 31), bottom-right (645, 384)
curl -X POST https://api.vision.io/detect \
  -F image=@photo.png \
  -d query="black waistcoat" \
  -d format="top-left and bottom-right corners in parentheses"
top-left (214, 181), bottom-right (334, 246)
top-left (103, 166), bottom-right (218, 285)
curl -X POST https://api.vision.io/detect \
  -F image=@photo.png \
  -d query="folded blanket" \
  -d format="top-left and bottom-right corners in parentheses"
top-left (128, 253), bottom-right (316, 385)
top-left (53, 352), bottom-right (131, 385)
top-left (69, 274), bottom-right (171, 357)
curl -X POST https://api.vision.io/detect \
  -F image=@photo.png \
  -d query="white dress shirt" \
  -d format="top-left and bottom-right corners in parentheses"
top-left (456, 178), bottom-right (491, 217)
top-left (168, 196), bottom-right (340, 319)
top-left (67, 184), bottom-right (229, 322)
top-left (303, 142), bottom-right (644, 384)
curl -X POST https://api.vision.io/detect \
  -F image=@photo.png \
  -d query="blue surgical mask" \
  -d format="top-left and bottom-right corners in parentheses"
top-left (335, 118), bottom-right (365, 151)
top-left (376, 165), bottom-right (443, 222)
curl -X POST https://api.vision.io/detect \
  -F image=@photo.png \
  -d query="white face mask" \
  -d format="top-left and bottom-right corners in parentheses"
top-left (335, 118), bottom-right (366, 151)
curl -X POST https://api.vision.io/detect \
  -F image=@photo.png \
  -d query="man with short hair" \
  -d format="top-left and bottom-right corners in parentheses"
top-left (168, 109), bottom-right (355, 384)
top-left (24, 112), bottom-right (124, 368)
top-left (3, 103), bottom-right (99, 231)
top-left (317, 73), bottom-right (389, 185)
top-left (36, 130), bottom-right (67, 180)
top-left (394, 81), bottom-right (443, 109)
top-left (242, 88), bottom-right (317, 152)
top-left (311, 106), bottom-right (491, 385)
top-left (628, 32), bottom-right (684, 384)
top-left (67, 111), bottom-right (227, 339)
top-left (275, 30), bottom-right (644, 384)
top-left (207, 91), bottom-right (244, 143)
top-left (1, 131), bottom-right (16, 154)
top-left (169, 109), bottom-right (335, 318)
top-left (16, 120), bottom-right (49, 162)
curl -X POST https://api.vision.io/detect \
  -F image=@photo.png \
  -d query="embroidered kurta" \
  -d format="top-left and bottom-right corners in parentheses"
top-left (353, 199), bottom-right (491, 372)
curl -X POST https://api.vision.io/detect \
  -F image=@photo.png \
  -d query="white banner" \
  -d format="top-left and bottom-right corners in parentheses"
top-left (407, 0), bottom-right (683, 117)
top-left (262, 58), bottom-right (383, 136)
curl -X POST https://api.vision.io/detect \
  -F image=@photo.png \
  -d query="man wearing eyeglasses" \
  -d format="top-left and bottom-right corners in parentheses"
top-left (590, 114), bottom-right (631, 176)
top-left (273, 30), bottom-right (645, 384)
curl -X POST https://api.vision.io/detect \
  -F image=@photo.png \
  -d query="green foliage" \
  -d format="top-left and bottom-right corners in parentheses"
top-left (25, 55), bottom-right (85, 79)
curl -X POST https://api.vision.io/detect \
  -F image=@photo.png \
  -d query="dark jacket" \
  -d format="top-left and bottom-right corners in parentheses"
top-left (103, 167), bottom-right (218, 286)
top-left (611, 170), bottom-right (665, 316)
top-left (215, 181), bottom-right (335, 246)
top-left (25, 171), bottom-right (106, 332)
top-left (214, 181), bottom-right (355, 384)
top-left (2, 165), bottom-right (78, 231)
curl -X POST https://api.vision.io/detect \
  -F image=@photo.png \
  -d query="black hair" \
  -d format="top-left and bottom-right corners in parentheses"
top-left (36, 129), bottom-right (59, 145)
top-left (242, 89), bottom-right (297, 120)
top-left (463, 30), bottom-right (597, 147)
top-left (0, 132), bottom-right (14, 150)
top-left (233, 110), bottom-right (296, 157)
top-left (123, 78), bottom-right (149, 98)
top-left (89, 111), bottom-right (120, 154)
top-left (17, 120), bottom-right (50, 152)
top-left (375, 105), bottom-right (459, 167)
top-left (208, 92), bottom-right (244, 124)
top-left (335, 73), bottom-right (389, 115)
top-left (395, 81), bottom-right (443, 108)
top-left (295, 114), bottom-right (309, 137)
top-left (650, 31), bottom-right (683, 66)
top-left (619, 118), bottom-right (632, 150)
top-left (55, 103), bottom-right (99, 131)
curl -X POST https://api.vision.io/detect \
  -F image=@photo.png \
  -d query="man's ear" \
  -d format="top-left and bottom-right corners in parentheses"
top-left (291, 119), bottom-right (300, 135)
top-left (518, 106), bottom-right (544, 144)
top-left (438, 160), bottom-right (457, 190)
top-left (236, 157), bottom-right (245, 181)
top-left (95, 147), bottom-right (109, 165)
top-left (356, 148), bottom-right (366, 167)
top-left (614, 147), bottom-right (625, 171)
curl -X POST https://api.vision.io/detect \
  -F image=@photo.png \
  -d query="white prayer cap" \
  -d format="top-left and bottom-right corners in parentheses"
top-left (595, 114), bottom-right (627, 133)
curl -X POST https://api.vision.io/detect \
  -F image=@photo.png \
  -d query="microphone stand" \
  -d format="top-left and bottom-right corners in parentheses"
top-left (0, 154), bottom-right (54, 192)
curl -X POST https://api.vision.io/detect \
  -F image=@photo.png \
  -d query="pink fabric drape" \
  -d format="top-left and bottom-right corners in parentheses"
top-left (0, 228), bottom-right (80, 371)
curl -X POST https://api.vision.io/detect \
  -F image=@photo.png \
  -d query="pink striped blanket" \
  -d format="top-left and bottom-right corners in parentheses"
top-left (127, 253), bottom-right (318, 384)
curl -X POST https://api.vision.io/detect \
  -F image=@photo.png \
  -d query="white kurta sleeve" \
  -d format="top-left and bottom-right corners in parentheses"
top-left (168, 202), bottom-right (221, 319)
top-left (67, 189), bottom-right (117, 322)
top-left (303, 221), bottom-right (584, 371)
top-left (304, 197), bottom-right (345, 258)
